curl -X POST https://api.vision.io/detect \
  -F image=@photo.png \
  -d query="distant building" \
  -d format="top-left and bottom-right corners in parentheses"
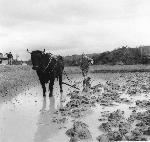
top-left (22, 62), bottom-right (27, 65)
top-left (0, 53), bottom-right (9, 65)
top-left (139, 46), bottom-right (150, 58)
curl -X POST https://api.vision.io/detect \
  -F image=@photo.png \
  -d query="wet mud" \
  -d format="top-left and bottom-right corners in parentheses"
top-left (1, 73), bottom-right (150, 142)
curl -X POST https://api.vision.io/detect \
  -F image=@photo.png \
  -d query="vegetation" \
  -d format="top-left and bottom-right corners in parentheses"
top-left (26, 46), bottom-right (150, 66)
top-left (63, 46), bottom-right (150, 66)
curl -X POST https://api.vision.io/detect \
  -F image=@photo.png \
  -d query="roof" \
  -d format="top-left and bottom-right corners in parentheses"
top-left (0, 57), bottom-right (8, 60)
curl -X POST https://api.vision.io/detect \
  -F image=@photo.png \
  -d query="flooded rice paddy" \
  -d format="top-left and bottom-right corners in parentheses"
top-left (0, 73), bottom-right (150, 142)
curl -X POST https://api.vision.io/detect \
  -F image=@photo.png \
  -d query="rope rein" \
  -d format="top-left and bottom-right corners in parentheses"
top-left (63, 70), bottom-right (72, 83)
top-left (42, 54), bottom-right (59, 75)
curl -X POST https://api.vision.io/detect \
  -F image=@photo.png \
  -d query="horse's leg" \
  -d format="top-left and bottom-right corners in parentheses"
top-left (59, 75), bottom-right (63, 93)
top-left (49, 77), bottom-right (55, 97)
top-left (59, 74), bottom-right (66, 102)
top-left (37, 72), bottom-right (46, 97)
top-left (41, 82), bottom-right (46, 97)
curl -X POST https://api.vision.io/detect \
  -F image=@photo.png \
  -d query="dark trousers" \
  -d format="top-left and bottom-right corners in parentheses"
top-left (8, 58), bottom-right (13, 65)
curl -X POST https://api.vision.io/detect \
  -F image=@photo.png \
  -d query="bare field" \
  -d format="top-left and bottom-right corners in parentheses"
top-left (1, 64), bottom-right (150, 98)
top-left (1, 65), bottom-right (150, 142)
top-left (0, 65), bottom-right (38, 100)
top-left (65, 64), bottom-right (150, 74)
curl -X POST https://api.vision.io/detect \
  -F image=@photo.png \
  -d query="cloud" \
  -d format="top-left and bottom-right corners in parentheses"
top-left (0, 0), bottom-right (150, 60)
top-left (0, 0), bottom-right (143, 25)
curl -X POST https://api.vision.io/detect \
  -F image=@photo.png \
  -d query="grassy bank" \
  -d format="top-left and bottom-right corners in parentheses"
top-left (0, 65), bottom-right (38, 99)
top-left (64, 65), bottom-right (150, 74)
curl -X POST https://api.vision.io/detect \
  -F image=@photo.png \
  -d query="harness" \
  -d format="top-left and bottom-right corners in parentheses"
top-left (42, 56), bottom-right (53, 73)
top-left (42, 54), bottom-right (58, 74)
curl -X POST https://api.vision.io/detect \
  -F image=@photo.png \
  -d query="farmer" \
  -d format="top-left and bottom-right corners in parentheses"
top-left (82, 76), bottom-right (91, 92)
top-left (6, 52), bottom-right (13, 65)
top-left (80, 53), bottom-right (93, 92)
top-left (80, 53), bottom-right (94, 77)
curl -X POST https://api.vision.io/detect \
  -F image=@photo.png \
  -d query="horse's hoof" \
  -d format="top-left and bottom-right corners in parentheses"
top-left (49, 94), bottom-right (53, 97)
top-left (43, 94), bottom-right (46, 97)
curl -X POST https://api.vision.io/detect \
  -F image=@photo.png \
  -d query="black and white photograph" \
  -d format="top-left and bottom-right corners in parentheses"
top-left (0, 0), bottom-right (150, 142)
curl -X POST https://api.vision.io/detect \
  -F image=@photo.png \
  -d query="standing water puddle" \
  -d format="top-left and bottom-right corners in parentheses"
top-left (0, 73), bottom-right (150, 142)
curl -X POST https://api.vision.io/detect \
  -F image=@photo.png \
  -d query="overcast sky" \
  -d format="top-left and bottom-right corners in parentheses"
top-left (0, 0), bottom-right (150, 60)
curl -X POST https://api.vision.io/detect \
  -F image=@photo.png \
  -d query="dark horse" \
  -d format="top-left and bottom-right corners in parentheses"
top-left (27, 49), bottom-right (64, 97)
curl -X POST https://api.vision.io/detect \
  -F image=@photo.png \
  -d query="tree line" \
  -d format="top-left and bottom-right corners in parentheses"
top-left (25, 46), bottom-right (150, 66)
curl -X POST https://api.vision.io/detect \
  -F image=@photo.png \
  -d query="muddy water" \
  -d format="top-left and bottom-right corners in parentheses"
top-left (0, 73), bottom-right (104, 142)
top-left (0, 73), bottom-right (149, 142)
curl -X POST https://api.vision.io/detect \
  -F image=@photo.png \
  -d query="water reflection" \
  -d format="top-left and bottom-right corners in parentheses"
top-left (34, 97), bottom-right (59, 142)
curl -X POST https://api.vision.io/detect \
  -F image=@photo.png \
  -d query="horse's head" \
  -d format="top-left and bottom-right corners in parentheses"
top-left (27, 49), bottom-right (45, 70)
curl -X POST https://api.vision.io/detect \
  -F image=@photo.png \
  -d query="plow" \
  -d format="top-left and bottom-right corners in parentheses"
top-left (62, 81), bottom-right (80, 90)
top-left (63, 70), bottom-right (81, 90)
